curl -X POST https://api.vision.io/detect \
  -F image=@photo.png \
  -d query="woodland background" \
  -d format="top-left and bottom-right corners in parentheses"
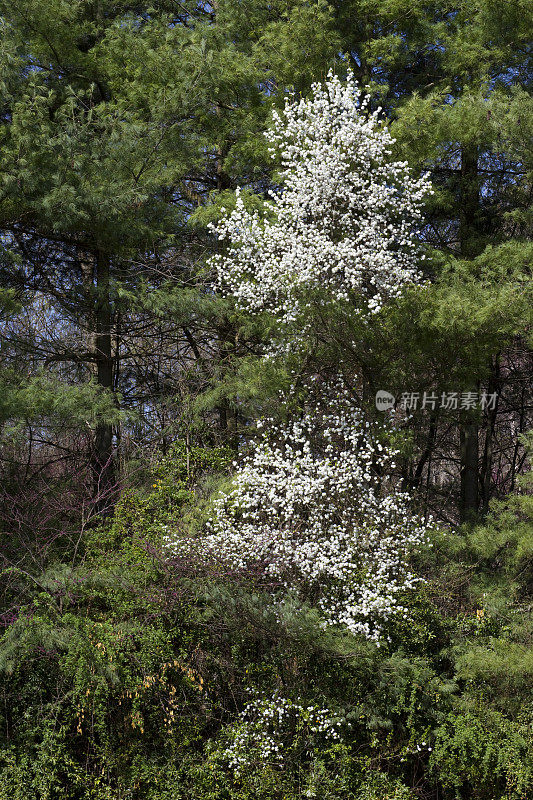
top-left (0, 1), bottom-right (531, 798)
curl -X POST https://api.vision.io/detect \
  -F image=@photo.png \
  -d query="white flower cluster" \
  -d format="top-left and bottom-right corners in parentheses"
top-left (219, 692), bottom-right (344, 774)
top-left (211, 70), bottom-right (431, 323)
top-left (165, 74), bottom-right (432, 642)
top-left (170, 387), bottom-right (428, 641)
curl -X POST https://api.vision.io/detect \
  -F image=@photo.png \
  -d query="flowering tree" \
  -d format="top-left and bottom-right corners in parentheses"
top-left (171, 386), bottom-right (428, 641)
top-left (169, 73), bottom-right (432, 642)
top-left (212, 71), bottom-right (431, 327)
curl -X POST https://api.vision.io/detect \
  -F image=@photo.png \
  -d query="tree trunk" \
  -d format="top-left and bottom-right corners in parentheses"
top-left (458, 146), bottom-right (481, 522)
top-left (93, 249), bottom-right (116, 513)
top-left (480, 355), bottom-right (500, 515)
top-left (460, 419), bottom-right (479, 522)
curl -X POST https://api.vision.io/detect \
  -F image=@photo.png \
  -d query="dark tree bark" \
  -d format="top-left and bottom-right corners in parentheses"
top-left (459, 146), bottom-right (481, 522)
top-left (460, 419), bottom-right (479, 522)
top-left (480, 355), bottom-right (501, 514)
top-left (92, 250), bottom-right (116, 513)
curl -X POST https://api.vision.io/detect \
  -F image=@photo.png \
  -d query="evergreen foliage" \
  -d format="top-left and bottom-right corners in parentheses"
top-left (0, 3), bottom-right (531, 798)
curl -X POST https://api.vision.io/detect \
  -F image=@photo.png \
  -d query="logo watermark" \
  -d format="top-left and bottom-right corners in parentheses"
top-left (375, 390), bottom-right (395, 411)
top-left (376, 390), bottom-right (498, 412)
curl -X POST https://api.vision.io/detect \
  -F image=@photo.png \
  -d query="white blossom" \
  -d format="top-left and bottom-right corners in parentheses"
top-left (168, 386), bottom-right (428, 642)
top-left (211, 70), bottom-right (431, 328)
top-left (218, 692), bottom-right (345, 775)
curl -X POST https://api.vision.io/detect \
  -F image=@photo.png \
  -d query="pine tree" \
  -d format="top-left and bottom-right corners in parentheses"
top-left (308, 1), bottom-right (533, 521)
top-left (388, 0), bottom-right (532, 521)
top-left (0, 0), bottom-right (339, 506)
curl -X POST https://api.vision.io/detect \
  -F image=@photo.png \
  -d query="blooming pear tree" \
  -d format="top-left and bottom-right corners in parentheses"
top-left (170, 385), bottom-right (428, 642)
top-left (169, 74), bottom-right (432, 642)
top-left (211, 71), bottom-right (431, 325)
